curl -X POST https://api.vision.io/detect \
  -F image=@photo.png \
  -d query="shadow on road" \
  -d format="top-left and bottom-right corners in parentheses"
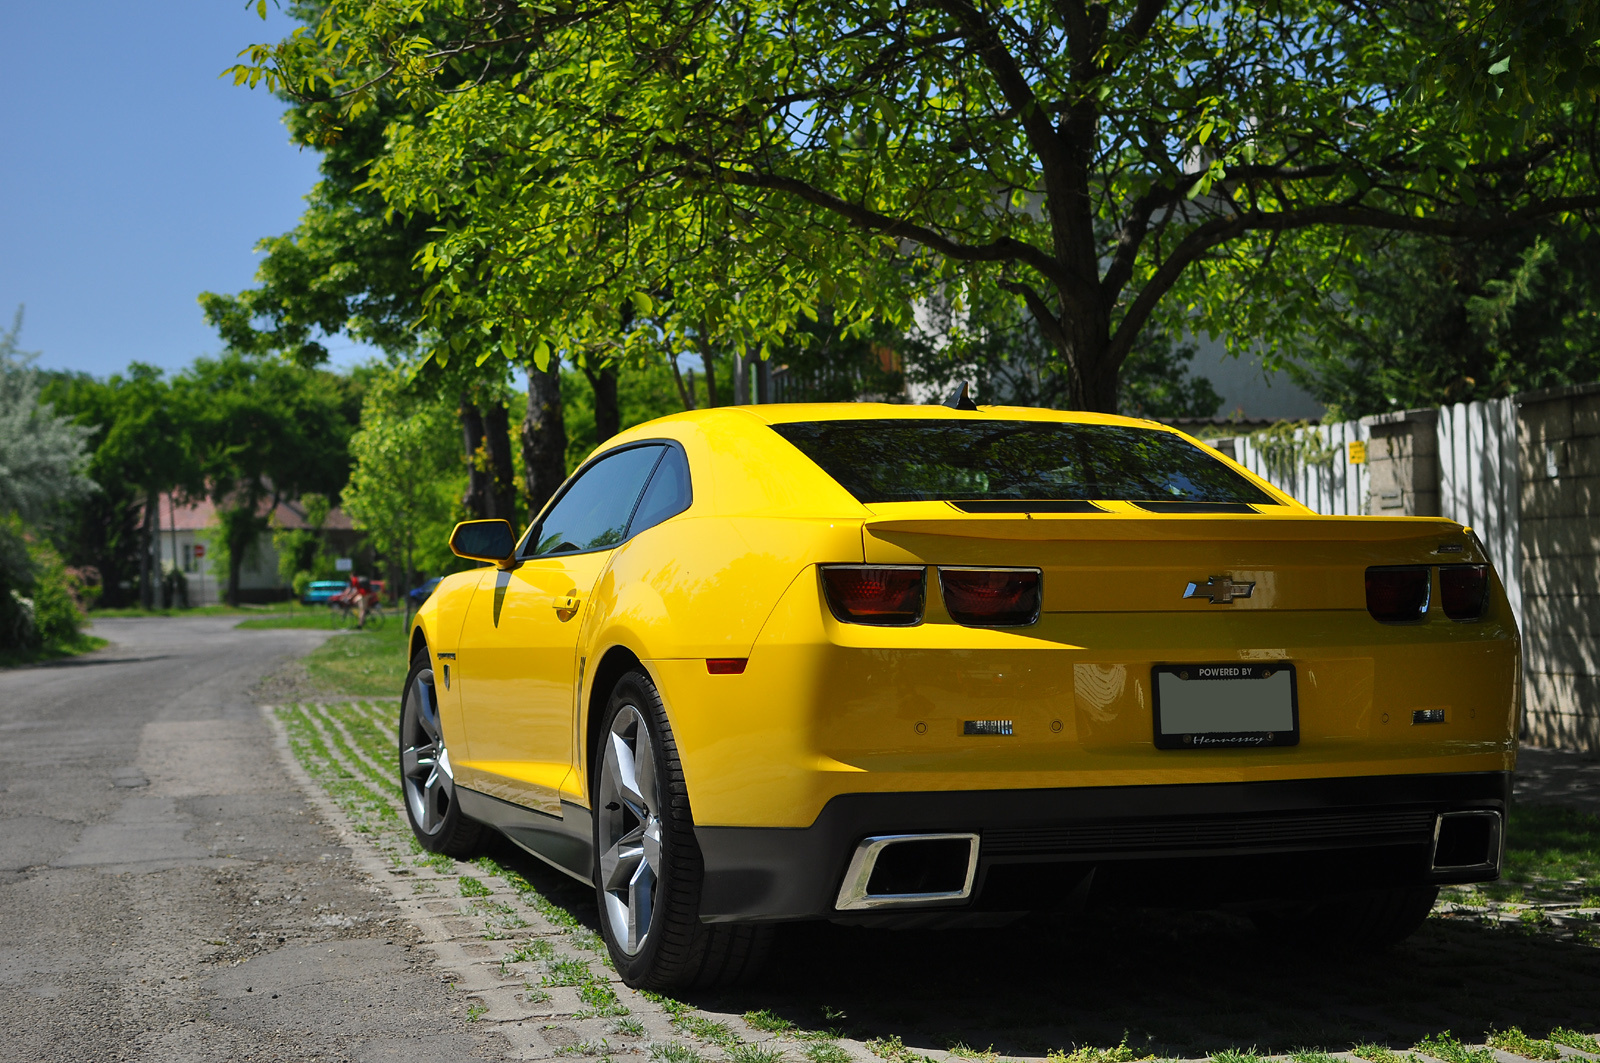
top-left (489, 834), bottom-right (1598, 1058)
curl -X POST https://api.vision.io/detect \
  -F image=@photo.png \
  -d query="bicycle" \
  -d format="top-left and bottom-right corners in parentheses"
top-left (329, 591), bottom-right (387, 630)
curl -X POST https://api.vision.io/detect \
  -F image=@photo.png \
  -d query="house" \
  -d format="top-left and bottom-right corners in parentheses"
top-left (157, 493), bottom-right (364, 605)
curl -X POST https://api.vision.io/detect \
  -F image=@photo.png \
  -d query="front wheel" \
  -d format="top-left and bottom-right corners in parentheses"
top-left (399, 651), bottom-right (484, 856)
top-left (592, 669), bottom-right (770, 990)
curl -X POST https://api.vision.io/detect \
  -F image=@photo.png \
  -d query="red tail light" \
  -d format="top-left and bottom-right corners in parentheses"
top-left (1440, 564), bottom-right (1489, 621)
top-left (939, 568), bottom-right (1042, 626)
top-left (820, 565), bottom-right (925, 626)
top-left (1366, 566), bottom-right (1430, 623)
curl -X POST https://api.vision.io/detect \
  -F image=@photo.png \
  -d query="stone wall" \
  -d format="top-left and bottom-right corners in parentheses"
top-left (1362, 408), bottom-right (1440, 516)
top-left (1516, 382), bottom-right (1600, 751)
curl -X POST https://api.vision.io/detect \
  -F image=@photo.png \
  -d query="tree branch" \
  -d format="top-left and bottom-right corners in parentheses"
top-left (1105, 193), bottom-right (1600, 368)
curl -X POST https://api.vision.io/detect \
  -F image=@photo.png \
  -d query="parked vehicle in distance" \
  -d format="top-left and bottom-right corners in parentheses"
top-left (402, 402), bottom-right (1519, 990)
top-left (300, 580), bottom-right (346, 605)
top-left (408, 576), bottom-right (443, 607)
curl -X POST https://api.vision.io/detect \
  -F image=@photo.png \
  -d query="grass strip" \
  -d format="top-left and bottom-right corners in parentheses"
top-left (1550, 1029), bottom-right (1600, 1055)
top-left (1415, 1032), bottom-right (1494, 1063)
top-left (1488, 1029), bottom-right (1562, 1061)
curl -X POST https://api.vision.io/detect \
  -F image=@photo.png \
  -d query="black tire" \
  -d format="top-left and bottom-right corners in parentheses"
top-left (399, 650), bottom-right (485, 857)
top-left (591, 669), bottom-right (771, 990)
top-left (1252, 885), bottom-right (1439, 952)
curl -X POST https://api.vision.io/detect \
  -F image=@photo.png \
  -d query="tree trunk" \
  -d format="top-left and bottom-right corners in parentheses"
top-left (460, 397), bottom-right (492, 519)
top-left (482, 400), bottom-right (517, 523)
top-left (700, 347), bottom-right (719, 407)
top-left (138, 490), bottom-right (155, 610)
top-left (583, 365), bottom-right (621, 443)
top-left (732, 352), bottom-right (750, 404)
top-left (522, 361), bottom-right (568, 517)
top-left (225, 527), bottom-right (245, 608)
top-left (667, 353), bottom-right (696, 411)
top-left (755, 357), bottom-right (771, 403)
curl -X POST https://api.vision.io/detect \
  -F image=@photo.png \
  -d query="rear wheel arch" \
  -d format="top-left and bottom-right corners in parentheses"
top-left (586, 645), bottom-right (647, 790)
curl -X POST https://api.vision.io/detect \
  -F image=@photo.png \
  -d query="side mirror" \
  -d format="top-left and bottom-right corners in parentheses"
top-left (449, 519), bottom-right (516, 568)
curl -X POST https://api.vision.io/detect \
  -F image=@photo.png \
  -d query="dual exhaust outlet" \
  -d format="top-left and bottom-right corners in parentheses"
top-left (834, 810), bottom-right (1503, 911)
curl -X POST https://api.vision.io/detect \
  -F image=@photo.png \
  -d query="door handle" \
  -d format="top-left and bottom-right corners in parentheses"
top-left (554, 594), bottom-right (582, 614)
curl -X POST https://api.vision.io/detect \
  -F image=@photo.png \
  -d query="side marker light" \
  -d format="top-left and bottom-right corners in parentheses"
top-left (706, 658), bottom-right (747, 675)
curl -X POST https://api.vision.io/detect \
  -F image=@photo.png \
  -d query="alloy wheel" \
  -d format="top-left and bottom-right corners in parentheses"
top-left (597, 704), bottom-right (662, 956)
top-left (401, 668), bottom-right (455, 835)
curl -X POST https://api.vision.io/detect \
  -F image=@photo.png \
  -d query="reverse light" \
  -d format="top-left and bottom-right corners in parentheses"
top-left (939, 567), bottom-right (1042, 626)
top-left (1440, 564), bottom-right (1490, 621)
top-left (820, 565), bottom-right (925, 626)
top-left (1366, 566), bottom-right (1431, 623)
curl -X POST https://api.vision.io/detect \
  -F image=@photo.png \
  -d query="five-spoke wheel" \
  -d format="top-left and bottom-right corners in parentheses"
top-left (596, 703), bottom-right (663, 955)
top-left (399, 651), bottom-right (483, 855)
top-left (592, 669), bottom-right (770, 989)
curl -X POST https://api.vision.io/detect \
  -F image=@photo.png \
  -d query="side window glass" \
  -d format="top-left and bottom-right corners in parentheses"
top-left (627, 447), bottom-right (692, 537)
top-left (527, 445), bottom-right (663, 557)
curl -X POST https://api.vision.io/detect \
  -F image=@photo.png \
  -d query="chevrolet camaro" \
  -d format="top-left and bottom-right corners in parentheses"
top-left (400, 401), bottom-right (1518, 989)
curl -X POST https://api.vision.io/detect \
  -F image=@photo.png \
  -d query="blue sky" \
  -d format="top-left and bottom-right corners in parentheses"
top-left (0, 1), bottom-right (372, 377)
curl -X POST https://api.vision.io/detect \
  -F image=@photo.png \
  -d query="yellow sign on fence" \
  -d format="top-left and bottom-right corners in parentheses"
top-left (1348, 440), bottom-right (1367, 465)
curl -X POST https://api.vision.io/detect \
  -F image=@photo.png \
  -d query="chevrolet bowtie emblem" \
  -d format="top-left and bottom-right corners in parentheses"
top-left (1183, 575), bottom-right (1255, 604)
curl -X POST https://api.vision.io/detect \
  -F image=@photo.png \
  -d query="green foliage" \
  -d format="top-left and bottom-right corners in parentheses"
top-left (1414, 1032), bottom-right (1494, 1063)
top-left (1291, 227), bottom-right (1600, 417)
top-left (1486, 1028), bottom-right (1563, 1061)
top-left (182, 351), bottom-right (361, 604)
top-left (0, 309), bottom-right (95, 527)
top-left (234, 0), bottom-right (1600, 412)
top-left (341, 373), bottom-right (463, 585)
top-left (1548, 1029), bottom-right (1600, 1054)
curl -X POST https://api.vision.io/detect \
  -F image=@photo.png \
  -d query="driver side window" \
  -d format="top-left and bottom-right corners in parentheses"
top-left (524, 445), bottom-right (664, 558)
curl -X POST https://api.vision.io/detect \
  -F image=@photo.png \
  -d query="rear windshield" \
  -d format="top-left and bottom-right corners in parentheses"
top-left (769, 419), bottom-right (1274, 507)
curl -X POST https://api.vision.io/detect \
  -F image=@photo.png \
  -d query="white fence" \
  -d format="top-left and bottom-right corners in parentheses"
top-left (1225, 398), bottom-right (1523, 630)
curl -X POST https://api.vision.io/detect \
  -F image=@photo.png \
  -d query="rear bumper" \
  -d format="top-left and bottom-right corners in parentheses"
top-left (693, 771), bottom-right (1510, 923)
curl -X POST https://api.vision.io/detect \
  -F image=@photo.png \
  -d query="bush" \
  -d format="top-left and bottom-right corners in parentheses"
top-left (0, 519), bottom-right (85, 650)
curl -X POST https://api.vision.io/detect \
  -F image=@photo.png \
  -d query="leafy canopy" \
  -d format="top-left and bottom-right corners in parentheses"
top-left (239, 1), bottom-right (1600, 410)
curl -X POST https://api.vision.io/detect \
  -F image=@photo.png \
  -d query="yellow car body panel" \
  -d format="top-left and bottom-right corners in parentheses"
top-left (408, 401), bottom-right (1519, 920)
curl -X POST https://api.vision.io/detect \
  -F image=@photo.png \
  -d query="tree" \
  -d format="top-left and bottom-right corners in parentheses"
top-left (1289, 223), bottom-right (1600, 418)
top-left (181, 352), bottom-right (359, 605)
top-left (238, 0), bottom-right (1600, 414)
top-left (342, 375), bottom-right (463, 601)
top-left (0, 308), bottom-right (94, 645)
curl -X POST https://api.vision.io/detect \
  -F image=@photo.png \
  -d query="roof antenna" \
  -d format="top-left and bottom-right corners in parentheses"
top-left (942, 381), bottom-right (979, 411)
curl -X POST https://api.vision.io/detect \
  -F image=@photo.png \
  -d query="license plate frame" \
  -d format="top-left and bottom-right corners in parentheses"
top-left (1151, 663), bottom-right (1299, 749)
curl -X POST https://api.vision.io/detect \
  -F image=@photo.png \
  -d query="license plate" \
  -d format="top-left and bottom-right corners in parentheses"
top-left (1151, 663), bottom-right (1298, 749)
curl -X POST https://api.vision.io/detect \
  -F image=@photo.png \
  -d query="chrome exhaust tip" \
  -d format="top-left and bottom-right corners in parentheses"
top-left (1431, 810), bottom-right (1503, 873)
top-left (834, 833), bottom-right (980, 911)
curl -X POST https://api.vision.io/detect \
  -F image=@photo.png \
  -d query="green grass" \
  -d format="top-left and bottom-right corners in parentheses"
top-left (1487, 1029), bottom-right (1562, 1060)
top-left (1049, 1039), bottom-right (1150, 1063)
top-left (652, 1044), bottom-right (706, 1063)
top-left (459, 876), bottom-right (492, 898)
top-left (746, 1011), bottom-right (797, 1035)
top-left (1413, 1033), bottom-right (1493, 1063)
top-left (803, 1045), bottom-right (853, 1063)
top-left (90, 600), bottom-right (302, 619)
top-left (1353, 1046), bottom-right (1420, 1063)
top-left (1503, 803), bottom-right (1600, 886)
top-left (727, 1043), bottom-right (786, 1063)
top-left (0, 633), bottom-right (107, 668)
top-left (302, 622), bottom-right (409, 696)
top-left (1550, 1029), bottom-right (1600, 1054)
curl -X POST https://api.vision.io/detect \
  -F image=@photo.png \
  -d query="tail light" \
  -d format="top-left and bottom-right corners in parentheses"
top-left (939, 568), bottom-right (1042, 626)
top-left (1366, 566), bottom-right (1430, 623)
top-left (1440, 565), bottom-right (1489, 621)
top-left (821, 565), bottom-right (925, 625)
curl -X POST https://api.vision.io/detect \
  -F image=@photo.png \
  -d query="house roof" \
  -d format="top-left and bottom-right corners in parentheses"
top-left (158, 492), bottom-right (355, 532)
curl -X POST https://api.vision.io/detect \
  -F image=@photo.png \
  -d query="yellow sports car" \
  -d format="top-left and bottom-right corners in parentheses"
top-left (401, 401), bottom-right (1518, 989)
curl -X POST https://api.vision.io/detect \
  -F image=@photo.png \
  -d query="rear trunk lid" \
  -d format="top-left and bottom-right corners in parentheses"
top-left (860, 505), bottom-right (1482, 613)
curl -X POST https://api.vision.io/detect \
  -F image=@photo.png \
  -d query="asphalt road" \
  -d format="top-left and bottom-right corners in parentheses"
top-left (0, 617), bottom-right (511, 1062)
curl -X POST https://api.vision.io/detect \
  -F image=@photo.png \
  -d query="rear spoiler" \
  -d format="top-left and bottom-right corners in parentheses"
top-left (864, 514), bottom-right (1467, 545)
